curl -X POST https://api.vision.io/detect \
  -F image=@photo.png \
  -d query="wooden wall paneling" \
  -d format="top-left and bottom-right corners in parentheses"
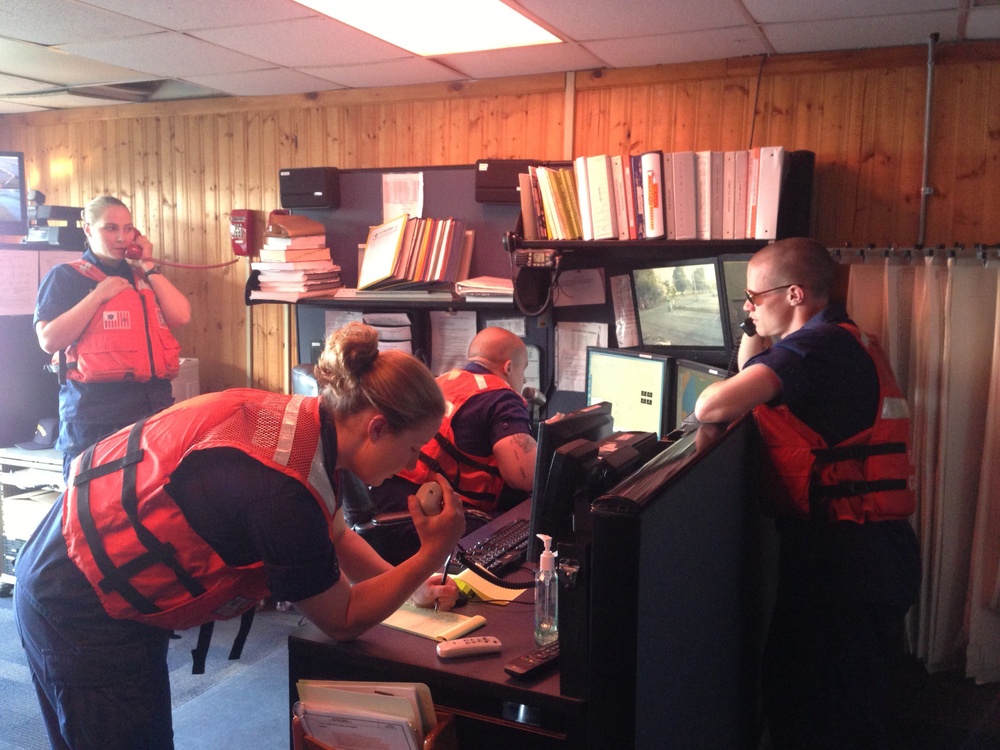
top-left (811, 71), bottom-right (854, 245)
top-left (4, 45), bottom-right (1000, 395)
top-left (939, 61), bottom-right (991, 245)
top-left (691, 78), bottom-right (726, 150)
top-left (891, 66), bottom-right (927, 247)
top-left (857, 67), bottom-right (907, 246)
top-left (720, 75), bottom-right (752, 151)
top-left (983, 64), bottom-right (1000, 241)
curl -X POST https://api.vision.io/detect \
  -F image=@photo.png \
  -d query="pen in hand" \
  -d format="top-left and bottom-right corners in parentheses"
top-left (434, 553), bottom-right (453, 612)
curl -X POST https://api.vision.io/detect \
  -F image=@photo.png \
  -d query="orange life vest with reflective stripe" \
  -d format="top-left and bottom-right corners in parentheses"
top-left (62, 389), bottom-right (337, 632)
top-left (54, 259), bottom-right (181, 383)
top-left (753, 323), bottom-right (916, 523)
top-left (398, 369), bottom-right (521, 513)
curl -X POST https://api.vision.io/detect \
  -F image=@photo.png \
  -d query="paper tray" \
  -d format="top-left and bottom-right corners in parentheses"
top-left (292, 710), bottom-right (457, 750)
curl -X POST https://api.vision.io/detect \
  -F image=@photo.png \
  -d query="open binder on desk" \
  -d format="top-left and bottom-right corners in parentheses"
top-left (292, 706), bottom-right (457, 750)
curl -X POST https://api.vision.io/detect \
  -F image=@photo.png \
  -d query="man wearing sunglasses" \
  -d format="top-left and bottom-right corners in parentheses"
top-left (695, 237), bottom-right (919, 750)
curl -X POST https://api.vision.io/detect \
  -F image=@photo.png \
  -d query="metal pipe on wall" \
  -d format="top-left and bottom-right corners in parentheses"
top-left (918, 33), bottom-right (939, 247)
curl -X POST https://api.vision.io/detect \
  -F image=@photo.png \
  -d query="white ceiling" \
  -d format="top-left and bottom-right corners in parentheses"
top-left (1, 0), bottom-right (998, 113)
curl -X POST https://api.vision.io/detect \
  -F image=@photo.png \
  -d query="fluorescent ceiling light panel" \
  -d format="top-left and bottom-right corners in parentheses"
top-left (295, 0), bottom-right (560, 56)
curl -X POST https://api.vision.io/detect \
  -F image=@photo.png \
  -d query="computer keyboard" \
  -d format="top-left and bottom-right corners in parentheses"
top-left (461, 517), bottom-right (530, 576)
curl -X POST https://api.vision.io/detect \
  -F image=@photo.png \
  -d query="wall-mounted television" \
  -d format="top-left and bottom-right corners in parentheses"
top-left (632, 257), bottom-right (731, 367)
top-left (0, 151), bottom-right (29, 237)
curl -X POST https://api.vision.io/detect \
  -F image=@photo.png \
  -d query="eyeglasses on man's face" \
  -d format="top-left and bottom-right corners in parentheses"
top-left (744, 284), bottom-right (798, 306)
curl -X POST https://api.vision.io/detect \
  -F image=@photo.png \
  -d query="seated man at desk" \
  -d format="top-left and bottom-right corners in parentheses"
top-left (358, 327), bottom-right (537, 564)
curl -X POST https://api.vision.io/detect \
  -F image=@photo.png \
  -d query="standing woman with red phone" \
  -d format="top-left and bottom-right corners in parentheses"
top-left (33, 196), bottom-right (191, 480)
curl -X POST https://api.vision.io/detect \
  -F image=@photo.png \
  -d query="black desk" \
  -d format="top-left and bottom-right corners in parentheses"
top-left (288, 503), bottom-right (586, 750)
top-left (288, 422), bottom-right (770, 750)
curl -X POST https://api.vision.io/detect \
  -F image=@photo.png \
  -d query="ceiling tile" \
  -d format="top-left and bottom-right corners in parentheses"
top-left (585, 28), bottom-right (770, 68)
top-left (743, 0), bottom-right (958, 24)
top-left (0, 73), bottom-right (56, 97)
top-left (185, 68), bottom-right (343, 97)
top-left (0, 99), bottom-right (52, 114)
top-left (764, 11), bottom-right (963, 54)
top-left (0, 0), bottom-right (161, 46)
top-left (58, 32), bottom-right (274, 78)
top-left (79, 0), bottom-right (316, 31)
top-left (189, 16), bottom-right (407, 68)
top-left (439, 43), bottom-right (606, 80)
top-left (1, 91), bottom-right (141, 109)
top-left (967, 7), bottom-right (1000, 39)
top-left (307, 58), bottom-right (463, 88)
top-left (519, 0), bottom-right (747, 40)
top-left (0, 39), bottom-right (152, 90)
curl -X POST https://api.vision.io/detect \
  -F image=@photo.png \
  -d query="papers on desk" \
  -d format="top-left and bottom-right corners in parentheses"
top-left (380, 600), bottom-right (486, 641)
top-left (295, 679), bottom-right (436, 749)
top-left (453, 567), bottom-right (523, 605)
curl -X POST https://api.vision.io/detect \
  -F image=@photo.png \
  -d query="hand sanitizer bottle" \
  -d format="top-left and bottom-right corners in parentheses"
top-left (534, 534), bottom-right (558, 646)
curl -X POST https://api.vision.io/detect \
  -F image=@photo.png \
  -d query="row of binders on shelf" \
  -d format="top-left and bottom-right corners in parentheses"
top-left (249, 214), bottom-right (341, 302)
top-left (520, 146), bottom-right (792, 244)
top-left (357, 214), bottom-right (475, 291)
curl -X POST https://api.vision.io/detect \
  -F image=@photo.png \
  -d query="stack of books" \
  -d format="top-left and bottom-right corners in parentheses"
top-left (519, 146), bottom-right (795, 244)
top-left (248, 214), bottom-right (341, 302)
top-left (249, 258), bottom-right (341, 302)
top-left (356, 214), bottom-right (474, 292)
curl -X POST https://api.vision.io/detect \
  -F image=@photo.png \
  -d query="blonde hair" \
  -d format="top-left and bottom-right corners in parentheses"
top-left (314, 322), bottom-right (444, 431)
top-left (82, 196), bottom-right (130, 225)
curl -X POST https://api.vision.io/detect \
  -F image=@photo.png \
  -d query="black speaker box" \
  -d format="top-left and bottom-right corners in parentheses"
top-left (475, 159), bottom-right (539, 203)
top-left (279, 167), bottom-right (340, 209)
top-left (776, 150), bottom-right (815, 240)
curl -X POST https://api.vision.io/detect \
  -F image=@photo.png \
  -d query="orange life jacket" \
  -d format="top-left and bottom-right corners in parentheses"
top-left (398, 369), bottom-right (522, 513)
top-left (753, 323), bottom-right (916, 524)
top-left (62, 389), bottom-right (337, 635)
top-left (53, 259), bottom-right (181, 383)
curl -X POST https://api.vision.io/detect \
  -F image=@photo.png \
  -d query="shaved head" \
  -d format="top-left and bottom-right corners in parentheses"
top-left (468, 327), bottom-right (527, 370)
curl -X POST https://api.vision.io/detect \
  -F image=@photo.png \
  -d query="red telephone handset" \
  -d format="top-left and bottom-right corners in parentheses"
top-left (230, 209), bottom-right (255, 256)
top-left (125, 228), bottom-right (144, 259)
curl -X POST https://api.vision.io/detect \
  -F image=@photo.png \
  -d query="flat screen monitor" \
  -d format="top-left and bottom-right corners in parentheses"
top-left (529, 429), bottom-right (660, 560)
top-left (0, 151), bottom-right (29, 237)
top-left (671, 358), bottom-right (728, 431)
top-left (632, 258), bottom-right (730, 366)
top-left (585, 347), bottom-right (671, 439)
top-left (527, 402), bottom-right (614, 559)
top-left (718, 253), bottom-right (754, 354)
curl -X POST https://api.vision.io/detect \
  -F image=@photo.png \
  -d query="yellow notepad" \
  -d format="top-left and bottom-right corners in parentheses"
top-left (381, 601), bottom-right (486, 641)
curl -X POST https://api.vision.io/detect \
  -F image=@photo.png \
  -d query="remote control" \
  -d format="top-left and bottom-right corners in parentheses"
top-left (416, 481), bottom-right (443, 516)
top-left (435, 636), bottom-right (502, 659)
top-left (503, 640), bottom-right (560, 678)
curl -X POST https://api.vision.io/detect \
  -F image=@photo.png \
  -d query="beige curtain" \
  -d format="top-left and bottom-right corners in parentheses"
top-left (845, 253), bottom-right (1000, 683)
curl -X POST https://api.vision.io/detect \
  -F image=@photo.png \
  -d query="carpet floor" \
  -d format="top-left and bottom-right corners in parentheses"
top-left (0, 595), bottom-right (305, 750)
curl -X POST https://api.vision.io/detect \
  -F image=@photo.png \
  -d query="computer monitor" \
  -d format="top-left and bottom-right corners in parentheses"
top-left (671, 358), bottom-right (728, 431)
top-left (585, 347), bottom-right (671, 439)
top-left (527, 402), bottom-right (615, 559)
top-left (528, 428), bottom-right (660, 560)
top-left (718, 253), bottom-right (753, 354)
top-left (0, 151), bottom-right (29, 236)
top-left (632, 258), bottom-right (730, 367)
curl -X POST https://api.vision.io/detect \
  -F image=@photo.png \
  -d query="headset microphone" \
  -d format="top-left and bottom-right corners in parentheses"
top-left (521, 386), bottom-right (547, 407)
